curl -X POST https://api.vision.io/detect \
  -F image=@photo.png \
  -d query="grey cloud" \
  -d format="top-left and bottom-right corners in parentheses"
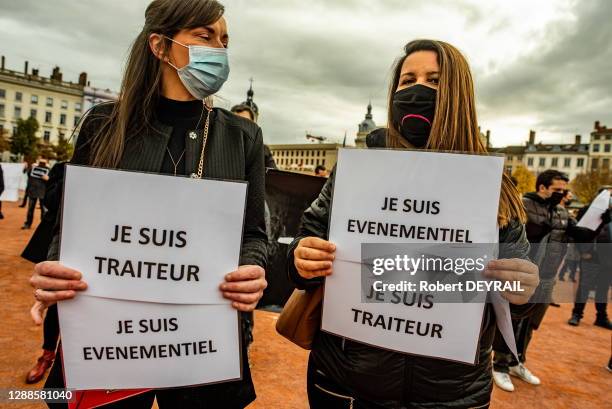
top-left (477, 0), bottom-right (612, 140)
top-left (0, 0), bottom-right (607, 145)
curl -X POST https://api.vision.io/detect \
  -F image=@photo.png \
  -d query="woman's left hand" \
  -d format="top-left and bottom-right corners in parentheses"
top-left (220, 265), bottom-right (267, 312)
top-left (484, 258), bottom-right (539, 305)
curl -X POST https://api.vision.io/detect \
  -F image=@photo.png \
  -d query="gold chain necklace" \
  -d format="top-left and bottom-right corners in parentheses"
top-left (165, 147), bottom-right (185, 176)
top-left (190, 103), bottom-right (213, 179)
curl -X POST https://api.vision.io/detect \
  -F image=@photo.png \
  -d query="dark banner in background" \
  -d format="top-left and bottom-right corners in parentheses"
top-left (258, 169), bottom-right (326, 309)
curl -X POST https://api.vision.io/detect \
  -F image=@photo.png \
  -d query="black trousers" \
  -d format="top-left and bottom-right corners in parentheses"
top-left (572, 261), bottom-right (611, 319)
top-left (43, 304), bottom-right (60, 351)
top-left (25, 196), bottom-right (45, 227)
top-left (559, 259), bottom-right (579, 280)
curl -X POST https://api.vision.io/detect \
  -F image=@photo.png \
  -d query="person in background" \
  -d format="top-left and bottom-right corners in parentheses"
top-left (19, 161), bottom-right (32, 208)
top-left (559, 190), bottom-right (579, 282)
top-left (568, 186), bottom-right (612, 329)
top-left (22, 162), bottom-right (66, 383)
top-left (314, 165), bottom-right (327, 177)
top-left (0, 164), bottom-right (4, 219)
top-left (231, 104), bottom-right (276, 169)
top-left (493, 170), bottom-right (592, 391)
top-left (22, 158), bottom-right (50, 230)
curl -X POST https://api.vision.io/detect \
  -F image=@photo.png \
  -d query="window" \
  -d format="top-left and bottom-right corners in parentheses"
top-left (564, 158), bottom-right (571, 168)
top-left (15, 91), bottom-right (23, 102)
top-left (507, 155), bottom-right (513, 161)
top-left (603, 158), bottom-right (610, 170)
top-left (61, 100), bottom-right (68, 109)
top-left (45, 111), bottom-right (52, 123)
top-left (527, 157), bottom-right (534, 166)
top-left (14, 106), bottom-right (22, 119)
top-left (60, 113), bottom-right (66, 125)
top-left (46, 97), bottom-right (53, 107)
top-left (577, 158), bottom-right (584, 167)
top-left (593, 135), bottom-right (600, 140)
top-left (539, 157), bottom-right (545, 167)
top-left (30, 109), bottom-right (37, 119)
top-left (551, 157), bottom-right (558, 167)
top-left (605, 144), bottom-right (611, 153)
top-left (43, 130), bottom-right (51, 142)
top-left (0, 89), bottom-right (5, 98)
top-left (31, 95), bottom-right (38, 104)
top-left (74, 115), bottom-right (80, 126)
top-left (593, 144), bottom-right (600, 152)
top-left (75, 102), bottom-right (82, 112)
top-left (0, 104), bottom-right (4, 118)
top-left (591, 158), bottom-right (599, 169)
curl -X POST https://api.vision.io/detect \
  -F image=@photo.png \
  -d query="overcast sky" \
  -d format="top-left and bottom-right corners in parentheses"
top-left (0, 0), bottom-right (609, 146)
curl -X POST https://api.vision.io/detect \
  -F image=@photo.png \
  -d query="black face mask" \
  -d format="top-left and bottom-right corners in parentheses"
top-left (548, 191), bottom-right (565, 206)
top-left (391, 84), bottom-right (437, 147)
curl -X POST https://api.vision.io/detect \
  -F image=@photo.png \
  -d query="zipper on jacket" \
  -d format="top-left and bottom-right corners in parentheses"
top-left (314, 383), bottom-right (355, 408)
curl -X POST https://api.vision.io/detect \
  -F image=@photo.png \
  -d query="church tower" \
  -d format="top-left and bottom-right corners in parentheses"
top-left (355, 101), bottom-right (378, 147)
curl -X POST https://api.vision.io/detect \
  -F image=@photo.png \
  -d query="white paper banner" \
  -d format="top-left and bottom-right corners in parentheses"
top-left (60, 165), bottom-right (247, 305)
top-left (58, 296), bottom-right (241, 390)
top-left (323, 148), bottom-right (506, 364)
top-left (0, 163), bottom-right (25, 202)
top-left (576, 189), bottom-right (611, 231)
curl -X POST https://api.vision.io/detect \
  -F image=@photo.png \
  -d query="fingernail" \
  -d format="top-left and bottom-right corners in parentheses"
top-left (220, 284), bottom-right (227, 290)
top-left (226, 273), bottom-right (232, 280)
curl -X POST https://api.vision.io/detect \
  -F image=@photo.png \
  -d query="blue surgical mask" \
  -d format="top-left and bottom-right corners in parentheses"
top-left (165, 37), bottom-right (230, 100)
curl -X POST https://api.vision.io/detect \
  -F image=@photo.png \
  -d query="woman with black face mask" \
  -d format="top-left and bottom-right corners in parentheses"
top-left (28, 1), bottom-right (267, 408)
top-left (287, 39), bottom-right (539, 408)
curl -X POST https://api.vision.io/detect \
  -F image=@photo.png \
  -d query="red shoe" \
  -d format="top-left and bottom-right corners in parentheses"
top-left (25, 350), bottom-right (55, 384)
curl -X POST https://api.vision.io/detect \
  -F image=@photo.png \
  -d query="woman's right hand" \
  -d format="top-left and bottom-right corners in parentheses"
top-left (29, 261), bottom-right (88, 325)
top-left (294, 237), bottom-right (336, 279)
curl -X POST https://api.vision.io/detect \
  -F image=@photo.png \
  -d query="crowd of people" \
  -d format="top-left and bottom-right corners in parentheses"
top-left (0, 0), bottom-right (609, 408)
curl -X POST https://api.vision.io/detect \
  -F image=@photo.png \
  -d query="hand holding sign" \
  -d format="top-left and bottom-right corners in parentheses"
top-left (484, 258), bottom-right (539, 305)
top-left (29, 261), bottom-right (88, 324)
top-left (220, 265), bottom-right (267, 311)
top-left (294, 237), bottom-right (336, 279)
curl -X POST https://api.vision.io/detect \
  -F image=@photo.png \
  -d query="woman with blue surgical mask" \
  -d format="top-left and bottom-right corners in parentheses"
top-left (29, 1), bottom-right (267, 408)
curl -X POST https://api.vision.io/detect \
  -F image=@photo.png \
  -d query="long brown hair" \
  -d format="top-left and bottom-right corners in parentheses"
top-left (89, 0), bottom-right (224, 168)
top-left (386, 39), bottom-right (526, 227)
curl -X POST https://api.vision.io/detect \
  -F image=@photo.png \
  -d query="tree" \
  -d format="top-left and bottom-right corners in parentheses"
top-left (512, 165), bottom-right (536, 195)
top-left (0, 127), bottom-right (10, 153)
top-left (10, 117), bottom-right (40, 162)
top-left (53, 133), bottom-right (74, 161)
top-left (37, 142), bottom-right (56, 161)
top-left (571, 170), bottom-right (612, 204)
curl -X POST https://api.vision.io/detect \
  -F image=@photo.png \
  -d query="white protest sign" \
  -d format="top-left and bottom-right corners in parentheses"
top-left (322, 148), bottom-right (504, 364)
top-left (0, 163), bottom-right (24, 202)
top-left (58, 296), bottom-right (241, 390)
top-left (577, 189), bottom-right (611, 231)
top-left (60, 165), bottom-right (247, 305)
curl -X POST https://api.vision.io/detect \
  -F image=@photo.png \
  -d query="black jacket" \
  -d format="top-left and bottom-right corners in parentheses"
top-left (26, 165), bottom-right (49, 199)
top-left (287, 166), bottom-right (531, 408)
top-left (44, 102), bottom-right (266, 408)
top-left (22, 162), bottom-right (66, 263)
top-left (523, 192), bottom-right (595, 278)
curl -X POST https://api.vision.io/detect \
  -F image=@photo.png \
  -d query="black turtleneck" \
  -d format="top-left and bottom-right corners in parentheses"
top-left (157, 96), bottom-right (214, 176)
